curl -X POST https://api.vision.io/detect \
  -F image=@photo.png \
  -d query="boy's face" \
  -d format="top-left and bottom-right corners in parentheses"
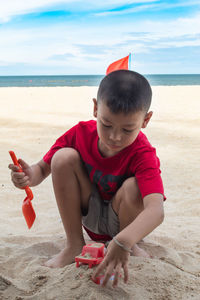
top-left (93, 98), bottom-right (153, 157)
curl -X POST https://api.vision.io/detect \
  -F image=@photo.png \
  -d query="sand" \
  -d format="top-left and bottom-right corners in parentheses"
top-left (0, 86), bottom-right (200, 299)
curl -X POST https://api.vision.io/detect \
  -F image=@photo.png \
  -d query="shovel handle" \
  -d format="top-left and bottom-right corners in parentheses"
top-left (9, 151), bottom-right (33, 200)
top-left (9, 150), bottom-right (22, 170)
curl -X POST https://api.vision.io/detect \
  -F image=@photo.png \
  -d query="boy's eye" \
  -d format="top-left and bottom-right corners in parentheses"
top-left (102, 123), bottom-right (111, 128)
top-left (123, 129), bottom-right (134, 133)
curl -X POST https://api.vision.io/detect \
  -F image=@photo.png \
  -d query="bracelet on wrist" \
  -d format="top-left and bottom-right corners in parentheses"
top-left (113, 237), bottom-right (132, 254)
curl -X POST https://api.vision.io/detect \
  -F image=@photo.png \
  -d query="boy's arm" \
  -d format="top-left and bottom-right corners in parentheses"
top-left (29, 159), bottom-right (51, 186)
top-left (9, 158), bottom-right (51, 188)
top-left (92, 193), bottom-right (164, 287)
top-left (115, 193), bottom-right (164, 249)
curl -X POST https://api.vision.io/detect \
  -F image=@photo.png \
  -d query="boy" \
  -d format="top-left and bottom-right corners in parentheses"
top-left (9, 70), bottom-right (165, 287)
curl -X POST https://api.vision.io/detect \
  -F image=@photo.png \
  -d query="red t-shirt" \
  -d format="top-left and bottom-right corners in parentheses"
top-left (43, 120), bottom-right (165, 241)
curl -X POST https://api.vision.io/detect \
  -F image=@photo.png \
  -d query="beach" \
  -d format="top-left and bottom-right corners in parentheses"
top-left (0, 86), bottom-right (200, 299)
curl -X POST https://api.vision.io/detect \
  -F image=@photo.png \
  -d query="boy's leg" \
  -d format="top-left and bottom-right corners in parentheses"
top-left (45, 148), bottom-right (92, 268)
top-left (111, 177), bottom-right (150, 257)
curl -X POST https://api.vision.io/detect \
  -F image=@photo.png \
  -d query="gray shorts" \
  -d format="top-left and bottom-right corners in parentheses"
top-left (82, 185), bottom-right (120, 237)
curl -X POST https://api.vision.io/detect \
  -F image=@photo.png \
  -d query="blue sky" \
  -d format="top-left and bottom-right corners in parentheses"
top-left (0, 0), bottom-right (200, 75)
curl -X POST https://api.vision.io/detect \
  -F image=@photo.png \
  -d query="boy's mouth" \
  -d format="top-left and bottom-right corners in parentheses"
top-left (108, 143), bottom-right (121, 150)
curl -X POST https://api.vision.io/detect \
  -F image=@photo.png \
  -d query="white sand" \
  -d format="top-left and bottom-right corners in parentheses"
top-left (0, 86), bottom-right (200, 299)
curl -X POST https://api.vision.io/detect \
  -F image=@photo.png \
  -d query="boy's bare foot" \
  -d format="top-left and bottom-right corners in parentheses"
top-left (44, 242), bottom-right (85, 268)
top-left (131, 244), bottom-right (151, 258)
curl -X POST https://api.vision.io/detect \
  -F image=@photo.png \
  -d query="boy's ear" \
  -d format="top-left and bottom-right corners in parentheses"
top-left (93, 98), bottom-right (98, 118)
top-left (142, 111), bottom-right (153, 128)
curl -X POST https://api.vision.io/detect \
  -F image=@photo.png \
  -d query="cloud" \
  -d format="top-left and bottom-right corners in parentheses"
top-left (95, 0), bottom-right (200, 16)
top-left (95, 3), bottom-right (158, 17)
top-left (49, 53), bottom-right (76, 60)
top-left (0, 0), bottom-right (159, 23)
top-left (1, 12), bottom-right (200, 65)
top-left (0, 0), bottom-right (74, 23)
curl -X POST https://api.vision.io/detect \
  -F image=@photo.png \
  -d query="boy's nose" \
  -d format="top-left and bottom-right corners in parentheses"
top-left (109, 131), bottom-right (121, 142)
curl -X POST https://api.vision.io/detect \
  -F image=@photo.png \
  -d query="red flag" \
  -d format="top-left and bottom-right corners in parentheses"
top-left (106, 54), bottom-right (131, 75)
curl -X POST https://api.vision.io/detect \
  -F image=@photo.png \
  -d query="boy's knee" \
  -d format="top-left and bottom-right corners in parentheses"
top-left (121, 177), bottom-right (141, 200)
top-left (113, 177), bottom-right (142, 212)
top-left (121, 177), bottom-right (138, 194)
top-left (51, 148), bottom-right (80, 172)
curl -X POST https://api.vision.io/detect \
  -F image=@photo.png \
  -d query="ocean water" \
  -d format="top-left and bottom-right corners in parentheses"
top-left (0, 74), bottom-right (200, 87)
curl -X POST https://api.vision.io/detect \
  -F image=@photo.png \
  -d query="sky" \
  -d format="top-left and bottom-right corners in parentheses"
top-left (0, 0), bottom-right (200, 75)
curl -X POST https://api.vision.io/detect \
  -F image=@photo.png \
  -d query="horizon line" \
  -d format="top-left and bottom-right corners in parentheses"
top-left (1, 73), bottom-right (200, 76)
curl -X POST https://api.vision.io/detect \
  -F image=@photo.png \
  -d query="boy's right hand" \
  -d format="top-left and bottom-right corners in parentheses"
top-left (8, 159), bottom-right (32, 189)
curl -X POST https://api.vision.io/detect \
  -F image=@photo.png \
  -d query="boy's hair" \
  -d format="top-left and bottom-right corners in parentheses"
top-left (97, 70), bottom-right (152, 114)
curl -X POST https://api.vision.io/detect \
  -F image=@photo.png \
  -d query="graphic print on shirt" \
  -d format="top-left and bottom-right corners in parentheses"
top-left (84, 162), bottom-right (129, 198)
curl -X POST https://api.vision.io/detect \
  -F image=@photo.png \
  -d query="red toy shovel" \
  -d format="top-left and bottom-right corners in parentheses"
top-left (9, 151), bottom-right (36, 229)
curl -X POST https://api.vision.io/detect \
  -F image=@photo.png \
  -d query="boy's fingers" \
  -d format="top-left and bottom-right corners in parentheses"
top-left (102, 262), bottom-right (115, 286)
top-left (92, 259), bottom-right (107, 280)
top-left (8, 164), bottom-right (20, 172)
top-left (11, 172), bottom-right (29, 188)
top-left (18, 159), bottom-right (30, 169)
top-left (113, 264), bottom-right (121, 287)
top-left (13, 171), bottom-right (25, 177)
top-left (123, 263), bottom-right (129, 283)
top-left (12, 172), bottom-right (25, 180)
top-left (16, 176), bottom-right (29, 185)
top-left (12, 177), bottom-right (29, 188)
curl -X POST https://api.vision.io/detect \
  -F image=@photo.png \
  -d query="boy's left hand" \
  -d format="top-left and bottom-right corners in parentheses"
top-left (92, 240), bottom-right (130, 287)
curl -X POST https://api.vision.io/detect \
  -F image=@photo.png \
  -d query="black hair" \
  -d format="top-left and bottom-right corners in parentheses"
top-left (97, 70), bottom-right (152, 114)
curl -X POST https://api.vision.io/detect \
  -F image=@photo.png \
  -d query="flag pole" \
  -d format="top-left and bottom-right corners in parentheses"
top-left (128, 53), bottom-right (131, 70)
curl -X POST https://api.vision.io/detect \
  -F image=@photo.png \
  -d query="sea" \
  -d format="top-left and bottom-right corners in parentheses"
top-left (0, 74), bottom-right (200, 87)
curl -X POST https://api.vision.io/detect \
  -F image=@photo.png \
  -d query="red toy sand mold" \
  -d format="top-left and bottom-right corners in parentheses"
top-left (75, 242), bottom-right (105, 268)
top-left (75, 243), bottom-right (116, 285)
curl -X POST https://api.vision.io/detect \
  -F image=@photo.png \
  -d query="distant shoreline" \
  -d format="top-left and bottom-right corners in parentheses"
top-left (1, 74), bottom-right (200, 87)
